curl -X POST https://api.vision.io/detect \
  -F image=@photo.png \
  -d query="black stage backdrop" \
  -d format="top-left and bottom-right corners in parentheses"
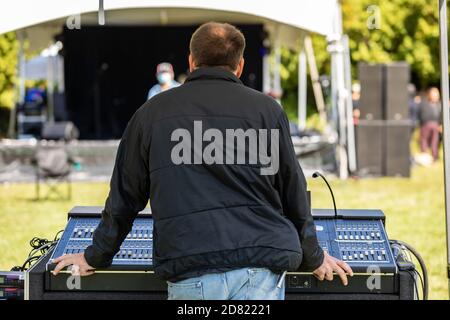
top-left (61, 25), bottom-right (264, 139)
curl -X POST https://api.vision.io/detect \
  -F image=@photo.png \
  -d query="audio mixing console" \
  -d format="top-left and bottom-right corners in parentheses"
top-left (47, 207), bottom-right (396, 273)
top-left (42, 206), bottom-right (399, 294)
top-left (312, 209), bottom-right (396, 273)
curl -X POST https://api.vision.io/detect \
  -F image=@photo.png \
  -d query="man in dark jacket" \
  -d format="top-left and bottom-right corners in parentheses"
top-left (53, 22), bottom-right (352, 300)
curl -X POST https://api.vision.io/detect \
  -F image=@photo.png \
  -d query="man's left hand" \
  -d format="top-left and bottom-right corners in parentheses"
top-left (52, 253), bottom-right (95, 276)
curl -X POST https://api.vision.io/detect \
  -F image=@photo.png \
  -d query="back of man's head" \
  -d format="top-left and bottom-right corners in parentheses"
top-left (189, 22), bottom-right (246, 72)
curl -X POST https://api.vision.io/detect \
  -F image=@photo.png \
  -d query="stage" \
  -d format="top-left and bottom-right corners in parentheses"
top-left (0, 137), bottom-right (337, 183)
top-left (0, 139), bottom-right (118, 183)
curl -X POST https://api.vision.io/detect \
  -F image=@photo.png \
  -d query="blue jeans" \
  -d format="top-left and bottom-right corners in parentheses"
top-left (167, 268), bottom-right (285, 300)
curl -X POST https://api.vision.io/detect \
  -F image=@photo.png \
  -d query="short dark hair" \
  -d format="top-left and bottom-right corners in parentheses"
top-left (189, 22), bottom-right (246, 71)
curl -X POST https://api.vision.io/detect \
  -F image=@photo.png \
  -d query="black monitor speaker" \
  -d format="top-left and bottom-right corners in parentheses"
top-left (41, 122), bottom-right (79, 141)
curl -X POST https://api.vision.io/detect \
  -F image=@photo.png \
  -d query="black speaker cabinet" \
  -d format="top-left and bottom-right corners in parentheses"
top-left (358, 62), bottom-right (410, 121)
top-left (385, 120), bottom-right (412, 177)
top-left (385, 63), bottom-right (410, 120)
top-left (359, 63), bottom-right (384, 120)
top-left (355, 120), bottom-right (384, 175)
top-left (356, 120), bottom-right (412, 177)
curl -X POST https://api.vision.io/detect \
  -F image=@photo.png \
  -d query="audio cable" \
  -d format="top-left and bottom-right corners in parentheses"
top-left (390, 239), bottom-right (428, 300)
top-left (11, 230), bottom-right (64, 272)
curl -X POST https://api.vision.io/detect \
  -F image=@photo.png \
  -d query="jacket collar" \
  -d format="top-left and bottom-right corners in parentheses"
top-left (185, 67), bottom-right (243, 85)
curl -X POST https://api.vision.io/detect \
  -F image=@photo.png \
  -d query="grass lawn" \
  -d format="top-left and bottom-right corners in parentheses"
top-left (0, 162), bottom-right (448, 299)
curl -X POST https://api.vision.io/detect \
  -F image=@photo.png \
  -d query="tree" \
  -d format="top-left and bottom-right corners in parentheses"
top-left (281, 0), bottom-right (441, 122)
top-left (342, 0), bottom-right (439, 88)
top-left (0, 32), bottom-right (18, 108)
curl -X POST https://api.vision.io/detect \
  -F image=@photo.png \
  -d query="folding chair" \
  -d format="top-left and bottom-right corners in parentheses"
top-left (33, 143), bottom-right (73, 200)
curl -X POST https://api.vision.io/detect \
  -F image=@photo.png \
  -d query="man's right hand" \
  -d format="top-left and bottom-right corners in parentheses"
top-left (313, 251), bottom-right (354, 286)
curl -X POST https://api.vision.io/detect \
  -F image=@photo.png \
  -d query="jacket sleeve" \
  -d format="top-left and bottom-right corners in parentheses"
top-left (275, 110), bottom-right (324, 271)
top-left (84, 111), bottom-right (150, 268)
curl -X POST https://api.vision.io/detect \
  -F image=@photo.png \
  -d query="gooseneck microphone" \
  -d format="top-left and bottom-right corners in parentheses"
top-left (312, 171), bottom-right (338, 219)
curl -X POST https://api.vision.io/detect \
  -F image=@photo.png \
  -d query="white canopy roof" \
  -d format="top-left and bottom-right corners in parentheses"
top-left (1, 0), bottom-right (338, 50)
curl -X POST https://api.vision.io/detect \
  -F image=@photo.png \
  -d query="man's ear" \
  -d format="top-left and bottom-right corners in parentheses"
top-left (235, 58), bottom-right (245, 78)
top-left (189, 54), bottom-right (196, 72)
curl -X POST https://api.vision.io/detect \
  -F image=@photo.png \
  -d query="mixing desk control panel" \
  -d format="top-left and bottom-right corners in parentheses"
top-left (47, 208), bottom-right (154, 271)
top-left (47, 207), bottom-right (397, 274)
top-left (312, 209), bottom-right (397, 273)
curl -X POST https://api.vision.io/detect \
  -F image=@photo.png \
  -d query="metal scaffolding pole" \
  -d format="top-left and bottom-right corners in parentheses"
top-left (304, 35), bottom-right (327, 124)
top-left (343, 35), bottom-right (357, 173)
top-left (438, 0), bottom-right (450, 294)
top-left (329, 0), bottom-right (348, 179)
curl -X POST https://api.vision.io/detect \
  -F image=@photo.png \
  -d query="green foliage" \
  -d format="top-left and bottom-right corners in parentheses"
top-left (283, 0), bottom-right (440, 123)
top-left (313, 0), bottom-right (440, 88)
top-left (343, 0), bottom-right (439, 88)
top-left (280, 47), bottom-right (322, 124)
top-left (0, 32), bottom-right (18, 108)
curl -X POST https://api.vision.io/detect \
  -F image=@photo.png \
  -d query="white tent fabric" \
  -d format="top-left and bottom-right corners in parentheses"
top-left (0, 0), bottom-right (337, 36)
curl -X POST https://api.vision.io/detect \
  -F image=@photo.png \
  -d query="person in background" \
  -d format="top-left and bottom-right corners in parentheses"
top-left (147, 62), bottom-right (180, 100)
top-left (418, 87), bottom-right (442, 162)
top-left (25, 83), bottom-right (47, 104)
top-left (352, 83), bottom-right (361, 125)
top-left (408, 83), bottom-right (421, 129)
